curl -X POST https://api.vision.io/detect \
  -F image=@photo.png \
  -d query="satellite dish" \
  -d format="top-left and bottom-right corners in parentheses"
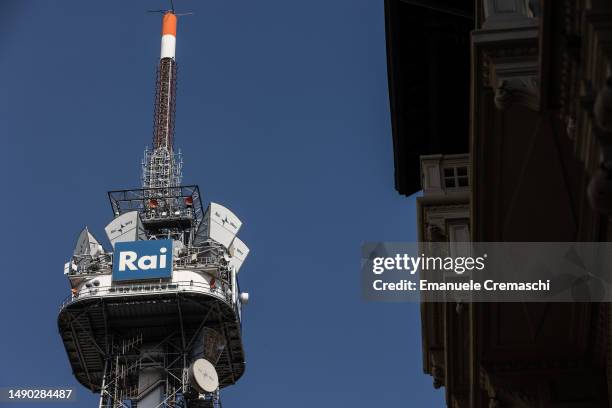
top-left (74, 227), bottom-right (103, 257)
top-left (173, 239), bottom-right (185, 257)
top-left (229, 237), bottom-right (250, 273)
top-left (104, 211), bottom-right (147, 248)
top-left (193, 203), bottom-right (242, 248)
top-left (188, 358), bottom-right (219, 394)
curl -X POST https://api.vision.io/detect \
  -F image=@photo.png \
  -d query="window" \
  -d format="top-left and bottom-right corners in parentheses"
top-left (443, 166), bottom-right (469, 189)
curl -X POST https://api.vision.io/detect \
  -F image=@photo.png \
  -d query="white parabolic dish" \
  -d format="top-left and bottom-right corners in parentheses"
top-left (189, 358), bottom-right (219, 393)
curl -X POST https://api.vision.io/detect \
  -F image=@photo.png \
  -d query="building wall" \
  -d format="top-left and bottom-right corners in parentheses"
top-left (389, 1), bottom-right (612, 406)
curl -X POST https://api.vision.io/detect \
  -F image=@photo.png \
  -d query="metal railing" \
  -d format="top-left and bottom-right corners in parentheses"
top-left (60, 280), bottom-right (237, 314)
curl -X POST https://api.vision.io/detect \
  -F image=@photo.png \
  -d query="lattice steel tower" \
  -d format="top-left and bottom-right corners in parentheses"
top-left (58, 10), bottom-right (250, 408)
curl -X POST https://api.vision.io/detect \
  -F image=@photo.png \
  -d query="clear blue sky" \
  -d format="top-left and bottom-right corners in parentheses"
top-left (0, 0), bottom-right (444, 406)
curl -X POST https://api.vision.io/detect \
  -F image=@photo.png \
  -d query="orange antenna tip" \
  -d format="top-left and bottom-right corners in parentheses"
top-left (162, 12), bottom-right (177, 37)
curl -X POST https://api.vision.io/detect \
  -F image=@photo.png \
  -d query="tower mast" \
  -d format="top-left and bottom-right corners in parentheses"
top-left (58, 8), bottom-right (250, 408)
top-left (154, 12), bottom-right (177, 151)
top-left (143, 11), bottom-right (182, 191)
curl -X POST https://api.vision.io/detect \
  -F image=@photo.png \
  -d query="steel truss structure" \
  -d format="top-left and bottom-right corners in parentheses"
top-left (108, 186), bottom-right (204, 224)
top-left (144, 56), bottom-right (180, 196)
top-left (152, 58), bottom-right (177, 151)
top-left (58, 291), bottom-right (245, 408)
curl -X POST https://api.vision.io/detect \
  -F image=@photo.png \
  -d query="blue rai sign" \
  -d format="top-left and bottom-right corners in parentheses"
top-left (112, 239), bottom-right (173, 281)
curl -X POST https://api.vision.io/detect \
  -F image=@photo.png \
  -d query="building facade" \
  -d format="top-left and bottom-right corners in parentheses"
top-left (386, 0), bottom-right (612, 406)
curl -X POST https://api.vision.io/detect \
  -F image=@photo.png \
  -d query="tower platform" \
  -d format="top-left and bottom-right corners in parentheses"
top-left (58, 279), bottom-right (246, 395)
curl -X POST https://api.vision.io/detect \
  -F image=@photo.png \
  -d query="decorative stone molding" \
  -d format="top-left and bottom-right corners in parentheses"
top-left (432, 365), bottom-right (445, 389)
top-left (482, 0), bottom-right (539, 30)
top-left (473, 0), bottom-right (540, 110)
top-left (486, 50), bottom-right (539, 110)
top-left (584, 79), bottom-right (612, 214)
top-left (557, 0), bottom-right (581, 142)
top-left (585, 3), bottom-right (612, 66)
top-left (451, 394), bottom-right (469, 408)
top-left (426, 223), bottom-right (447, 242)
top-left (480, 367), bottom-right (538, 408)
top-left (430, 351), bottom-right (446, 389)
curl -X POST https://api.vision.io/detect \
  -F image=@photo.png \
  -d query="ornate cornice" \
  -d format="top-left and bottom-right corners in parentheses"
top-left (473, 0), bottom-right (540, 110)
